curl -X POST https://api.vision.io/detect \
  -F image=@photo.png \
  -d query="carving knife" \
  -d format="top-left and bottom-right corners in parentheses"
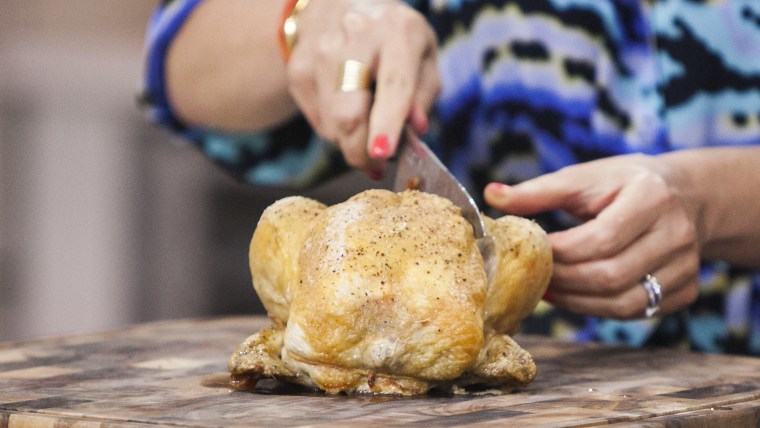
top-left (392, 127), bottom-right (495, 277)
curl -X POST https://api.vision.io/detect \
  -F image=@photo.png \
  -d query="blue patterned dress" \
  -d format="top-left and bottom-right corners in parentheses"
top-left (141, 0), bottom-right (760, 355)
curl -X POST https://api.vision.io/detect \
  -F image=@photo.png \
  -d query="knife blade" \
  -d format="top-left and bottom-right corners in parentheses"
top-left (392, 127), bottom-right (495, 277)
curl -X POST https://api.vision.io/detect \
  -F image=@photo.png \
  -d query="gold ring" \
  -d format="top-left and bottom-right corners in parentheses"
top-left (337, 59), bottom-right (371, 92)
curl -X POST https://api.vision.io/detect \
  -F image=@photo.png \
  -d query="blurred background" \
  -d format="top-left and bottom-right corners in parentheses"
top-left (0, 1), bottom-right (376, 341)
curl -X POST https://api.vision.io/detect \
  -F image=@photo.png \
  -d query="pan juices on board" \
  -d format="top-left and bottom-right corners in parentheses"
top-left (229, 189), bottom-right (552, 395)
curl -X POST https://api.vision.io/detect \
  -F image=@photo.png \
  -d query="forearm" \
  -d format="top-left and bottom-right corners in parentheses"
top-left (660, 146), bottom-right (760, 268)
top-left (165, 0), bottom-right (299, 131)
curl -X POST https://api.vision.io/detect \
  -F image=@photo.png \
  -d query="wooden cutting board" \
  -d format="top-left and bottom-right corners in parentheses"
top-left (2, 316), bottom-right (760, 427)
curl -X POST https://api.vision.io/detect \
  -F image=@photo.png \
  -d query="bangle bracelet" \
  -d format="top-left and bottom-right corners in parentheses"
top-left (277, 0), bottom-right (311, 62)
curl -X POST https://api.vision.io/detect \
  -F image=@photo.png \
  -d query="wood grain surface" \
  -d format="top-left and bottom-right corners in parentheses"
top-left (1, 316), bottom-right (760, 427)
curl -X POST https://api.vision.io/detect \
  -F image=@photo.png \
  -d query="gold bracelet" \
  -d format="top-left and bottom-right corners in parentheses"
top-left (278, 0), bottom-right (311, 62)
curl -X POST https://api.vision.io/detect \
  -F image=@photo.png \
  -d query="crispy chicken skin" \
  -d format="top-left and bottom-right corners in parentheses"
top-left (229, 189), bottom-right (552, 395)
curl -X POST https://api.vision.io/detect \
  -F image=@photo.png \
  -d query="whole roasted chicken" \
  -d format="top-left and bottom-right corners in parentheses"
top-left (229, 189), bottom-right (552, 395)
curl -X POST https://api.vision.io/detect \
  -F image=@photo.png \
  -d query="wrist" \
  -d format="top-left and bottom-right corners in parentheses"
top-left (656, 151), bottom-right (712, 246)
top-left (277, 0), bottom-right (311, 62)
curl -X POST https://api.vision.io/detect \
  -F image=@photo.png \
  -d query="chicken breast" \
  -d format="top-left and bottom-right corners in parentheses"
top-left (229, 189), bottom-right (552, 395)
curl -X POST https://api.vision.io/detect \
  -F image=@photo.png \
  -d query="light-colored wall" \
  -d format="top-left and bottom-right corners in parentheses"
top-left (0, 1), bottom-right (252, 341)
top-left (0, 1), bottom-right (376, 341)
top-left (0, 1), bottom-right (160, 340)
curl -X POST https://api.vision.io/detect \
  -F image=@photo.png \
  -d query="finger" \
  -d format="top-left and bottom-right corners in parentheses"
top-left (294, 27), bottom-right (344, 143)
top-left (549, 264), bottom-right (698, 319)
top-left (304, 18), bottom-right (373, 173)
top-left (656, 269), bottom-right (699, 315)
top-left (548, 276), bottom-right (648, 319)
top-left (408, 104), bottom-right (429, 135)
top-left (368, 8), bottom-right (437, 159)
top-left (548, 245), bottom-right (700, 320)
top-left (549, 218), bottom-right (699, 297)
top-left (548, 173), bottom-right (666, 263)
top-left (330, 61), bottom-right (377, 171)
top-left (333, 12), bottom-right (376, 125)
top-left (484, 162), bottom-right (627, 220)
top-left (407, 54), bottom-right (440, 135)
top-left (485, 167), bottom-right (674, 264)
top-left (483, 173), bottom-right (586, 217)
top-left (333, 12), bottom-right (388, 175)
top-left (415, 52), bottom-right (441, 113)
top-left (286, 50), bottom-right (324, 136)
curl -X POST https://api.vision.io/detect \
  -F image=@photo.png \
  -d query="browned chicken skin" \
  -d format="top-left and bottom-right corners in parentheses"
top-left (229, 189), bottom-right (552, 395)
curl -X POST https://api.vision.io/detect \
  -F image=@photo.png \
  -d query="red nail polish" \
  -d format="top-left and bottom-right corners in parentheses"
top-left (413, 112), bottom-right (429, 135)
top-left (370, 134), bottom-right (389, 159)
top-left (368, 168), bottom-right (385, 181)
top-left (542, 291), bottom-right (554, 303)
top-left (487, 182), bottom-right (510, 191)
top-left (419, 115), bottom-right (429, 134)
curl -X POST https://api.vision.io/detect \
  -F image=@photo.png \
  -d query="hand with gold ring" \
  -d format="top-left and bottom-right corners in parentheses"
top-left (285, 0), bottom-right (440, 178)
top-left (484, 153), bottom-right (704, 320)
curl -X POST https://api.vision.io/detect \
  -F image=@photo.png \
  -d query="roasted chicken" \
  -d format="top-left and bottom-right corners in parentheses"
top-left (229, 189), bottom-right (552, 395)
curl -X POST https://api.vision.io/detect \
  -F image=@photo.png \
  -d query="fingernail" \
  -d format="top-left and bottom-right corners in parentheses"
top-left (542, 291), bottom-right (554, 303)
top-left (413, 112), bottom-right (429, 135)
top-left (369, 168), bottom-right (385, 181)
top-left (417, 115), bottom-right (430, 135)
top-left (485, 182), bottom-right (512, 202)
top-left (370, 134), bottom-right (390, 159)
top-left (486, 182), bottom-right (511, 193)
